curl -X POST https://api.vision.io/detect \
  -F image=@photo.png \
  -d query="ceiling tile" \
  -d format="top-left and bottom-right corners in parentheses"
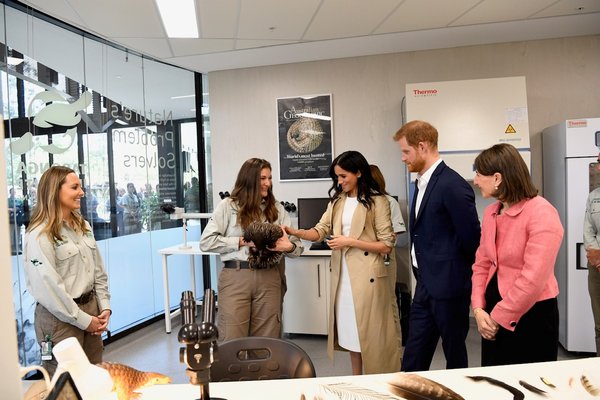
top-left (235, 39), bottom-right (299, 50)
top-left (305, 0), bottom-right (400, 40)
top-left (21, 0), bottom-right (87, 28)
top-left (532, 0), bottom-right (600, 18)
top-left (451, 0), bottom-right (558, 26)
top-left (237, 0), bottom-right (321, 40)
top-left (376, 0), bottom-right (479, 33)
top-left (113, 37), bottom-right (173, 59)
top-left (66, 0), bottom-right (165, 38)
top-left (199, 0), bottom-right (238, 39)
top-left (170, 38), bottom-right (235, 56)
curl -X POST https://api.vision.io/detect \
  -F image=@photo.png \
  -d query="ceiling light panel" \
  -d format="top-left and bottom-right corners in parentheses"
top-left (156, 0), bottom-right (199, 38)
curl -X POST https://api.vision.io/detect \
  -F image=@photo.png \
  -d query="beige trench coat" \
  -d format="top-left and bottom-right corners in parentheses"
top-left (313, 193), bottom-right (403, 373)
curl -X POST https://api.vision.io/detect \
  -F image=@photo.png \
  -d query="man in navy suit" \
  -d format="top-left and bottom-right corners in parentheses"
top-left (394, 120), bottom-right (480, 371)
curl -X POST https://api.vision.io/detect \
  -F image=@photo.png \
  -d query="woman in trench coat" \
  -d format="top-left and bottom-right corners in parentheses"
top-left (286, 151), bottom-right (402, 374)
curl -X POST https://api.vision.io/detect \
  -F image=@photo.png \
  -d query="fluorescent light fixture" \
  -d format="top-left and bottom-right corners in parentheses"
top-left (171, 94), bottom-right (196, 100)
top-left (7, 56), bottom-right (24, 66)
top-left (156, 0), bottom-right (199, 38)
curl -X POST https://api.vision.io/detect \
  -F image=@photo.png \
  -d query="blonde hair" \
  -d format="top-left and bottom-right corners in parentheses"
top-left (27, 166), bottom-right (88, 241)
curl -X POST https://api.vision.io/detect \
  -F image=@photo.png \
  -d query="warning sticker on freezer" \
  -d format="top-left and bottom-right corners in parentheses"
top-left (505, 124), bottom-right (516, 134)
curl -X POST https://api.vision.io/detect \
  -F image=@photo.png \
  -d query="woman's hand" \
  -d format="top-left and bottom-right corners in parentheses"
top-left (586, 248), bottom-right (600, 269)
top-left (86, 310), bottom-right (111, 335)
top-left (96, 310), bottom-right (111, 334)
top-left (86, 316), bottom-right (103, 335)
top-left (474, 308), bottom-right (499, 341)
top-left (326, 235), bottom-right (352, 250)
top-left (239, 237), bottom-right (255, 248)
top-left (282, 225), bottom-right (298, 237)
top-left (268, 228), bottom-right (295, 252)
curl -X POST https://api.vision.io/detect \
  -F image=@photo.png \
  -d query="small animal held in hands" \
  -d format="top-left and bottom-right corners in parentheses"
top-left (97, 362), bottom-right (171, 400)
top-left (243, 221), bottom-right (284, 269)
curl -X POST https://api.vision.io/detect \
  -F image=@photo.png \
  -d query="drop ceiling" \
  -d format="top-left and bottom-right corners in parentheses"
top-left (17, 0), bottom-right (600, 73)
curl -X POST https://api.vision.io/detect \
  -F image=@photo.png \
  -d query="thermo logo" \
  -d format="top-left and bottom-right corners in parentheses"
top-left (412, 89), bottom-right (438, 97)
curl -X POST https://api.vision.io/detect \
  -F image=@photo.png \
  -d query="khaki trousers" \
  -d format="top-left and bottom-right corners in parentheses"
top-left (589, 263), bottom-right (600, 356)
top-left (34, 297), bottom-right (103, 377)
top-left (217, 266), bottom-right (282, 341)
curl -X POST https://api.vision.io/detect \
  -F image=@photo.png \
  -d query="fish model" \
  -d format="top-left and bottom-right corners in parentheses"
top-left (97, 362), bottom-right (171, 400)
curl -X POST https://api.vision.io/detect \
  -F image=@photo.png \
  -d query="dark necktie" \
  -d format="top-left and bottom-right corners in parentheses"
top-left (410, 178), bottom-right (419, 228)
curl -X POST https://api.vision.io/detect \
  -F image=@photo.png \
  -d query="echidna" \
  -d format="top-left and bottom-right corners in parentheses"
top-left (287, 117), bottom-right (325, 153)
top-left (243, 221), bottom-right (284, 269)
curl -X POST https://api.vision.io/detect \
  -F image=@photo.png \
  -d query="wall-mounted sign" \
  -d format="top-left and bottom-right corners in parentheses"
top-left (277, 94), bottom-right (333, 181)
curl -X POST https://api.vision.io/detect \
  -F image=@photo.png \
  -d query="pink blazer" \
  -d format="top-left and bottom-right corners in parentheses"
top-left (471, 196), bottom-right (563, 331)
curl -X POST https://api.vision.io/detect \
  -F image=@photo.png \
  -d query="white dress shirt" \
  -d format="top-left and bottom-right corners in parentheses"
top-left (411, 158), bottom-right (442, 268)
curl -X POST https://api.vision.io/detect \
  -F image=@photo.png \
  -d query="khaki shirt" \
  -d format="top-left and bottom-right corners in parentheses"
top-left (23, 221), bottom-right (111, 330)
top-left (200, 198), bottom-right (303, 260)
top-left (584, 187), bottom-right (600, 249)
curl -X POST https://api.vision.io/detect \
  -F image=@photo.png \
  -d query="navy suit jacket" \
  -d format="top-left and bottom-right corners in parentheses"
top-left (410, 161), bottom-right (481, 299)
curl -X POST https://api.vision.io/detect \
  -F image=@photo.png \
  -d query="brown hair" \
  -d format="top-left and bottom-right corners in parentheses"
top-left (393, 120), bottom-right (438, 149)
top-left (230, 158), bottom-right (279, 229)
top-left (369, 164), bottom-right (389, 195)
top-left (474, 143), bottom-right (538, 204)
top-left (27, 165), bottom-right (88, 241)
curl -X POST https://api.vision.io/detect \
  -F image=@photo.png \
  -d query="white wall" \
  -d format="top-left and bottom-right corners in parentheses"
top-left (208, 35), bottom-right (600, 206)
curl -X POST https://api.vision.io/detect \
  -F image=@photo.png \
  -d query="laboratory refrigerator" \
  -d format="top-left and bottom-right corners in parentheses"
top-left (542, 117), bottom-right (600, 353)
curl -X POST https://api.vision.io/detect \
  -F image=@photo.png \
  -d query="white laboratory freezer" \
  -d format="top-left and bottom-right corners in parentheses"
top-left (406, 76), bottom-right (531, 180)
top-left (543, 117), bottom-right (600, 353)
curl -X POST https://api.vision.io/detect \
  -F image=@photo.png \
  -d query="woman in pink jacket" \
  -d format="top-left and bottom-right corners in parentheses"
top-left (471, 143), bottom-right (563, 366)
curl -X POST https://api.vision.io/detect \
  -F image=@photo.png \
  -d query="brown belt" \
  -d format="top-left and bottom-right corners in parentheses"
top-left (73, 290), bottom-right (95, 305)
top-left (223, 260), bottom-right (251, 269)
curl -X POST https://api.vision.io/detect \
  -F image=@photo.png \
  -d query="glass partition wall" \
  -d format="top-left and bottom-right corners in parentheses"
top-left (2, 3), bottom-right (211, 367)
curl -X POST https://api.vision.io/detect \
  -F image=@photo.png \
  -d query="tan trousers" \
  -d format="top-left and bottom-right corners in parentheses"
top-left (589, 263), bottom-right (600, 356)
top-left (34, 297), bottom-right (103, 377)
top-left (217, 266), bottom-right (282, 341)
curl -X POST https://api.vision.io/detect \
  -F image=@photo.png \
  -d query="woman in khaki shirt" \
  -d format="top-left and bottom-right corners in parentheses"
top-left (24, 166), bottom-right (111, 376)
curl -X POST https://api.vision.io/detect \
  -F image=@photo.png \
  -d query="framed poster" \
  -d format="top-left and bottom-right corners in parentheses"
top-left (277, 94), bottom-right (333, 181)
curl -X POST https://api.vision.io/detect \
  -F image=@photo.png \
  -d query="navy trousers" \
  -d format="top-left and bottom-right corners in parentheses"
top-left (401, 276), bottom-right (470, 372)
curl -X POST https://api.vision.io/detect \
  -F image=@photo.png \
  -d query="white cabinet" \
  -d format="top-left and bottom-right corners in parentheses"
top-left (283, 254), bottom-right (330, 335)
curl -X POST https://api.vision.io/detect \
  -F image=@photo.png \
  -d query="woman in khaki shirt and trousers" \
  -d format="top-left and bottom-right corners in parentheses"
top-left (286, 151), bottom-right (402, 375)
top-left (201, 158), bottom-right (303, 340)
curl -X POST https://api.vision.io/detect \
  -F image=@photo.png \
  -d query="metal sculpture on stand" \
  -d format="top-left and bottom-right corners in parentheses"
top-left (178, 289), bottom-right (222, 400)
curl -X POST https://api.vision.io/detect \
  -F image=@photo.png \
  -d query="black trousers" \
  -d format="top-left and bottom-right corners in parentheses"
top-left (482, 273), bottom-right (558, 366)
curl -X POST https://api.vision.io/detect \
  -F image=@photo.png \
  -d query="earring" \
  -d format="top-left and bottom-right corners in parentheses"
top-left (494, 186), bottom-right (498, 191)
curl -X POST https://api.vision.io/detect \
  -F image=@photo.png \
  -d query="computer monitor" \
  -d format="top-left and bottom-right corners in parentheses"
top-left (297, 198), bottom-right (331, 229)
top-left (297, 198), bottom-right (331, 250)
